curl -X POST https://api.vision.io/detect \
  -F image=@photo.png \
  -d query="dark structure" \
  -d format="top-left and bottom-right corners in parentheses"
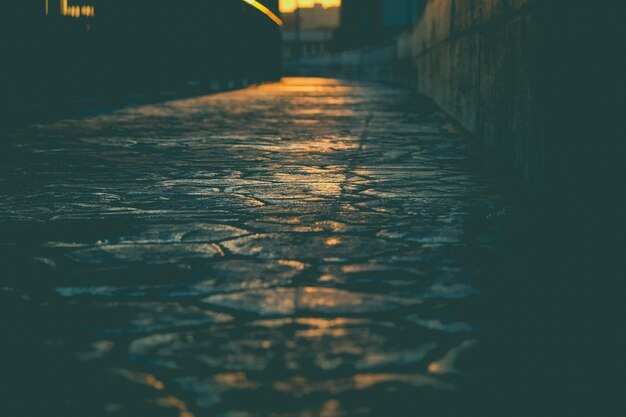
top-left (293, 0), bottom-right (620, 192)
top-left (0, 1), bottom-right (282, 111)
top-left (334, 0), bottom-right (425, 50)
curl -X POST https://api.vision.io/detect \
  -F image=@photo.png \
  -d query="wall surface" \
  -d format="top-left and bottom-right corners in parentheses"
top-left (290, 0), bottom-right (591, 187)
top-left (409, 0), bottom-right (540, 182)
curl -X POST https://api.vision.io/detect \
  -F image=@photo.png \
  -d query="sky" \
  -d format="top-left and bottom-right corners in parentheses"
top-left (279, 0), bottom-right (341, 13)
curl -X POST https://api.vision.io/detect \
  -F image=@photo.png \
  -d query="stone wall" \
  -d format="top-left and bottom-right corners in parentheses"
top-left (290, 0), bottom-right (558, 185)
top-left (409, 0), bottom-right (540, 182)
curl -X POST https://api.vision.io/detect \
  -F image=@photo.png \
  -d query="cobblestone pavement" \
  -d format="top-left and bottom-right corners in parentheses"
top-left (0, 78), bottom-right (521, 416)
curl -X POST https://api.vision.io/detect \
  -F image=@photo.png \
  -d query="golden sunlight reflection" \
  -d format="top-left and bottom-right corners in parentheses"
top-left (427, 340), bottom-right (478, 376)
top-left (296, 318), bottom-right (357, 328)
top-left (155, 396), bottom-right (195, 417)
top-left (295, 318), bottom-right (355, 338)
top-left (316, 220), bottom-right (347, 232)
top-left (273, 173), bottom-right (344, 197)
top-left (297, 326), bottom-right (347, 338)
top-left (280, 0), bottom-right (341, 13)
top-left (427, 362), bottom-right (444, 374)
top-left (214, 372), bottom-right (259, 389)
top-left (278, 138), bottom-right (358, 154)
top-left (353, 373), bottom-right (455, 391)
top-left (112, 369), bottom-right (165, 390)
top-left (257, 77), bottom-right (350, 92)
top-left (277, 259), bottom-right (307, 269)
top-left (291, 107), bottom-right (355, 117)
top-left (325, 237), bottom-right (342, 246)
top-left (319, 399), bottom-right (343, 417)
top-left (300, 287), bottom-right (364, 310)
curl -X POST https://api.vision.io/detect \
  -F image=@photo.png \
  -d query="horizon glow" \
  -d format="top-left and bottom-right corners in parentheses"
top-left (279, 0), bottom-right (341, 13)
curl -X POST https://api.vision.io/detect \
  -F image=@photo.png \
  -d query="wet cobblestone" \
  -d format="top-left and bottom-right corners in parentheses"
top-left (1, 78), bottom-right (519, 416)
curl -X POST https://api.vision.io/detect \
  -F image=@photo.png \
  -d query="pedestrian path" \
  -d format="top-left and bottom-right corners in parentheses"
top-left (0, 78), bottom-right (519, 416)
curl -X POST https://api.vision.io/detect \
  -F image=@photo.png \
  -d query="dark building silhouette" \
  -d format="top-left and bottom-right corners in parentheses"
top-left (0, 1), bottom-right (282, 110)
top-left (334, 0), bottom-right (425, 50)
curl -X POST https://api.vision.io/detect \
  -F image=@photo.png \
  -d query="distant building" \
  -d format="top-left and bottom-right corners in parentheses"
top-left (334, 0), bottom-right (426, 50)
top-left (282, 30), bottom-right (334, 58)
top-left (281, 3), bottom-right (340, 59)
top-left (282, 3), bottom-right (340, 31)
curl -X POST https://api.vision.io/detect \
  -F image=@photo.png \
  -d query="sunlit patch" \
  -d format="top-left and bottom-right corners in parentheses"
top-left (111, 369), bottom-right (165, 390)
top-left (300, 286), bottom-right (363, 310)
top-left (427, 340), bottom-right (478, 376)
top-left (323, 97), bottom-right (353, 105)
top-left (204, 286), bottom-right (416, 316)
top-left (277, 259), bottom-right (307, 270)
top-left (292, 107), bottom-right (356, 117)
top-left (255, 78), bottom-right (354, 94)
top-left (275, 85), bottom-right (326, 93)
top-left (124, 106), bottom-right (177, 118)
top-left (353, 373), bottom-right (455, 391)
top-left (297, 326), bottom-right (347, 338)
top-left (279, 77), bottom-right (344, 86)
top-left (291, 106), bottom-right (356, 116)
top-left (278, 138), bottom-right (359, 154)
top-left (295, 318), bottom-right (359, 338)
top-left (320, 399), bottom-right (343, 417)
top-left (315, 221), bottom-right (347, 232)
top-left (252, 318), bottom-right (295, 328)
top-left (319, 274), bottom-right (334, 282)
top-left (154, 396), bottom-right (194, 417)
top-left (341, 264), bottom-right (374, 273)
top-left (214, 372), bottom-right (259, 389)
top-left (325, 237), bottom-right (341, 246)
top-left (427, 362), bottom-right (444, 374)
top-left (268, 170), bottom-right (346, 198)
top-left (210, 243), bottom-right (226, 257)
top-left (296, 318), bottom-right (360, 328)
top-left (264, 216), bottom-right (302, 224)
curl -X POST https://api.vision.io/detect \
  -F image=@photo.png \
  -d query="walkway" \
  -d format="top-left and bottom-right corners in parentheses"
top-left (1, 78), bottom-right (518, 416)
